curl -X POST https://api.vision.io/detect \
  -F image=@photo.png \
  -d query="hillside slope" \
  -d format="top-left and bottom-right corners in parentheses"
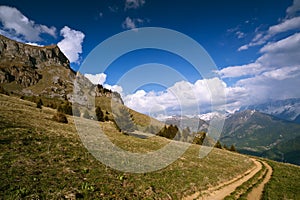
top-left (0, 94), bottom-right (255, 199)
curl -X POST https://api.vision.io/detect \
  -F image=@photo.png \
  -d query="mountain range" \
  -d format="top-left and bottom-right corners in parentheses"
top-left (240, 98), bottom-right (300, 124)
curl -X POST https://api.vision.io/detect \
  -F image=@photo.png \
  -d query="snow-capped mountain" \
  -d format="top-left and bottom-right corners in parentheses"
top-left (198, 112), bottom-right (229, 122)
top-left (240, 98), bottom-right (300, 123)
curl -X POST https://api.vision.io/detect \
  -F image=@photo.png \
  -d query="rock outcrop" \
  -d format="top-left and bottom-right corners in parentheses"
top-left (0, 34), bottom-right (124, 104)
top-left (0, 34), bottom-right (71, 87)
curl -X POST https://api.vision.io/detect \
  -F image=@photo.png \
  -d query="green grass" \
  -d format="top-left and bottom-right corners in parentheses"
top-left (262, 160), bottom-right (300, 200)
top-left (0, 94), bottom-right (256, 199)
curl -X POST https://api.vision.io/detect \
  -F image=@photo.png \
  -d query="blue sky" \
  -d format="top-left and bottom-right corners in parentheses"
top-left (0, 0), bottom-right (299, 118)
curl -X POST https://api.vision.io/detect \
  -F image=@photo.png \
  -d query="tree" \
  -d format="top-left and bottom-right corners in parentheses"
top-left (229, 144), bottom-right (237, 152)
top-left (95, 106), bottom-right (104, 122)
top-left (36, 98), bottom-right (43, 109)
top-left (214, 140), bottom-right (222, 149)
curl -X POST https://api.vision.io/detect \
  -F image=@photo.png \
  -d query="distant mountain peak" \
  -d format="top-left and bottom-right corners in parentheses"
top-left (240, 98), bottom-right (300, 123)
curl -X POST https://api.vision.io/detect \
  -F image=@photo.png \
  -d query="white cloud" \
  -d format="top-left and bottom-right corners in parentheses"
top-left (236, 31), bottom-right (245, 39)
top-left (125, 0), bottom-right (145, 10)
top-left (103, 84), bottom-right (123, 94)
top-left (286, 0), bottom-right (300, 16)
top-left (220, 31), bottom-right (300, 109)
top-left (262, 66), bottom-right (300, 80)
top-left (26, 42), bottom-right (43, 47)
top-left (123, 78), bottom-right (228, 115)
top-left (268, 16), bottom-right (300, 35)
top-left (122, 17), bottom-right (144, 30)
top-left (218, 63), bottom-right (264, 78)
top-left (238, 0), bottom-right (300, 51)
top-left (122, 17), bottom-right (136, 29)
top-left (84, 73), bottom-right (107, 85)
top-left (84, 73), bottom-right (123, 95)
top-left (257, 33), bottom-right (300, 67)
top-left (57, 26), bottom-right (85, 63)
top-left (260, 32), bottom-right (300, 54)
top-left (0, 6), bottom-right (56, 42)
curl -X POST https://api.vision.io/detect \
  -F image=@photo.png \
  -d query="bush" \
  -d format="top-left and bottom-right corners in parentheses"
top-left (57, 102), bottom-right (72, 115)
top-left (52, 112), bottom-right (68, 123)
top-left (36, 98), bottom-right (43, 109)
top-left (95, 106), bottom-right (104, 122)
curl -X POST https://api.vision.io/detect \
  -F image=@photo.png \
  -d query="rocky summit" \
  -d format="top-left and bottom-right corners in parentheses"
top-left (0, 34), bottom-right (123, 103)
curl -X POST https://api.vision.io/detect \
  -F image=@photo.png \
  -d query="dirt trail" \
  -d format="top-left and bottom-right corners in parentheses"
top-left (247, 161), bottom-right (273, 200)
top-left (183, 158), bottom-right (262, 200)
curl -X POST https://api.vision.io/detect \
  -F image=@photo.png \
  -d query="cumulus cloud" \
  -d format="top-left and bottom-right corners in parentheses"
top-left (84, 73), bottom-right (107, 85)
top-left (125, 0), bottom-right (145, 10)
top-left (0, 6), bottom-right (56, 42)
top-left (123, 78), bottom-right (227, 115)
top-left (57, 26), bottom-right (85, 63)
top-left (84, 73), bottom-right (123, 95)
top-left (122, 17), bottom-right (144, 30)
top-left (103, 84), bottom-right (123, 94)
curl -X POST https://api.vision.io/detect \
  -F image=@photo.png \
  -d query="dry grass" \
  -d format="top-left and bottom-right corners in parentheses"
top-left (0, 94), bottom-right (254, 199)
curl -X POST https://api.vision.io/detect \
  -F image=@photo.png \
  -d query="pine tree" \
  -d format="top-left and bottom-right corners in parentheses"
top-left (230, 144), bottom-right (237, 152)
top-left (214, 140), bottom-right (222, 149)
top-left (36, 98), bottom-right (43, 109)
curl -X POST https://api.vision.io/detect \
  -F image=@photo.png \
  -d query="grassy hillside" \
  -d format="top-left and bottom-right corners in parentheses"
top-left (0, 94), bottom-right (254, 199)
top-left (262, 160), bottom-right (300, 199)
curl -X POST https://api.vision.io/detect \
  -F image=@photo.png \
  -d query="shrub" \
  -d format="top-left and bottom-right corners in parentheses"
top-left (36, 98), bottom-right (43, 109)
top-left (95, 106), bottom-right (104, 122)
top-left (57, 102), bottom-right (72, 115)
top-left (52, 112), bottom-right (68, 123)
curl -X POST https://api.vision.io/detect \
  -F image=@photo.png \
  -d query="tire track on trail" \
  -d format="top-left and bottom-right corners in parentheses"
top-left (183, 158), bottom-right (262, 200)
top-left (247, 161), bottom-right (273, 200)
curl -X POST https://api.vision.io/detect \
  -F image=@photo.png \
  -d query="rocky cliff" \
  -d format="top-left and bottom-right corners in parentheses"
top-left (0, 34), bottom-right (71, 88)
top-left (0, 34), bottom-right (123, 104)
